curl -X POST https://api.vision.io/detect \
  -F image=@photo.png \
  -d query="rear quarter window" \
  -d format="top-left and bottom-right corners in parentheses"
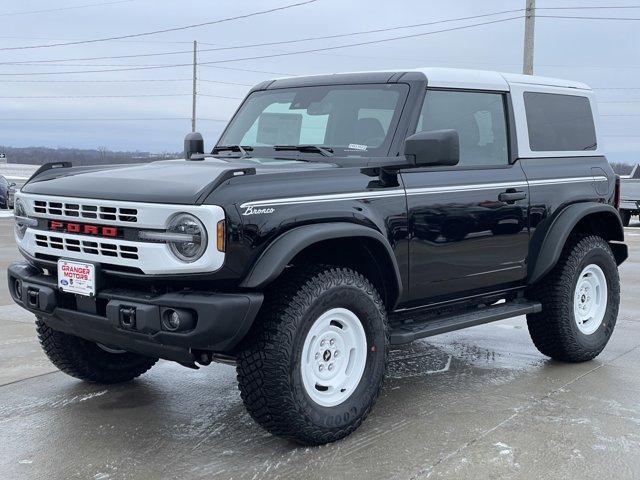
top-left (524, 92), bottom-right (597, 152)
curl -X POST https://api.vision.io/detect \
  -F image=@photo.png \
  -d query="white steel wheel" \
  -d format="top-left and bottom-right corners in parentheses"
top-left (573, 264), bottom-right (608, 335)
top-left (300, 308), bottom-right (368, 407)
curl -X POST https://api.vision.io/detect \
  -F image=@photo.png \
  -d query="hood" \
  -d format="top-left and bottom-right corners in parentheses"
top-left (20, 157), bottom-right (334, 204)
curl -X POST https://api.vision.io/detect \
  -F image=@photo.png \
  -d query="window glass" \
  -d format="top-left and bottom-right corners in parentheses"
top-left (524, 92), bottom-right (596, 151)
top-left (240, 102), bottom-right (329, 145)
top-left (219, 84), bottom-right (407, 156)
top-left (417, 90), bottom-right (508, 166)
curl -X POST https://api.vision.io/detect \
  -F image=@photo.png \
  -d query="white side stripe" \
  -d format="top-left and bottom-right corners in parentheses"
top-left (240, 176), bottom-right (607, 209)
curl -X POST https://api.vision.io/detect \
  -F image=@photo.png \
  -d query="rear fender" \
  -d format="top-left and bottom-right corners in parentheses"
top-left (528, 203), bottom-right (625, 284)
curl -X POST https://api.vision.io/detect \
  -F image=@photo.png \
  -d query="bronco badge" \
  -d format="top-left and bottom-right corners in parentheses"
top-left (242, 206), bottom-right (275, 216)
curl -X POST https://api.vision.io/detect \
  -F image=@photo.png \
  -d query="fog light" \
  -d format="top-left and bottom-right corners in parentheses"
top-left (14, 279), bottom-right (22, 300)
top-left (161, 308), bottom-right (195, 332)
top-left (166, 310), bottom-right (180, 331)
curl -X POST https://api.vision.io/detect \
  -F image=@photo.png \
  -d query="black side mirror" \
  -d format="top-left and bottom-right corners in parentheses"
top-left (404, 129), bottom-right (459, 167)
top-left (184, 132), bottom-right (204, 160)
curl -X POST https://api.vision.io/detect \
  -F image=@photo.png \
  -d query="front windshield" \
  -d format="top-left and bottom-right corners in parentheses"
top-left (218, 84), bottom-right (408, 157)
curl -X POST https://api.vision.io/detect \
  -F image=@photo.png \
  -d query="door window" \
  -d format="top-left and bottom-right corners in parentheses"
top-left (416, 90), bottom-right (509, 166)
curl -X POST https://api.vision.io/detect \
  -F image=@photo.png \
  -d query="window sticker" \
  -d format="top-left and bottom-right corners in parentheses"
top-left (347, 143), bottom-right (368, 151)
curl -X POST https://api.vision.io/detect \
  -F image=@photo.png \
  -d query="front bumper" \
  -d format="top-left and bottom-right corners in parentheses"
top-left (8, 262), bottom-right (263, 365)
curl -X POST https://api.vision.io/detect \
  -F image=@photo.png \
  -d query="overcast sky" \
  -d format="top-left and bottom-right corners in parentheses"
top-left (0, 0), bottom-right (638, 162)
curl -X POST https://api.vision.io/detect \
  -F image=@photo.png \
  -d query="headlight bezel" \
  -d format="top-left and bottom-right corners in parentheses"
top-left (14, 198), bottom-right (28, 240)
top-left (165, 212), bottom-right (208, 263)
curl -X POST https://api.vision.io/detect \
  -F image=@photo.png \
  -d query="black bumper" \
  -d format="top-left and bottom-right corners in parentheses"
top-left (8, 262), bottom-right (263, 365)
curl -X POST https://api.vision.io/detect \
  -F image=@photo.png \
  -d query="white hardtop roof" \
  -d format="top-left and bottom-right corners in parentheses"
top-left (409, 67), bottom-right (591, 91)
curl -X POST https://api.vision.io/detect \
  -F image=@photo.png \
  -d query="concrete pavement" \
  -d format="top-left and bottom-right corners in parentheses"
top-left (1, 217), bottom-right (639, 479)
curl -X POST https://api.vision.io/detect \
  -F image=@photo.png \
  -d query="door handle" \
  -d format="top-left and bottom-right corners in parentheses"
top-left (498, 190), bottom-right (526, 203)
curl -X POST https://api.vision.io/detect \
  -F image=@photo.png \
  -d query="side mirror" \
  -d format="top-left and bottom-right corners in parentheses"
top-left (404, 129), bottom-right (459, 167)
top-left (9, 182), bottom-right (15, 188)
top-left (184, 132), bottom-right (204, 160)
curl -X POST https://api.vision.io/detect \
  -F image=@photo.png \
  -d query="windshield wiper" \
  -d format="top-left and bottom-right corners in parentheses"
top-left (212, 145), bottom-right (253, 158)
top-left (273, 145), bottom-right (334, 157)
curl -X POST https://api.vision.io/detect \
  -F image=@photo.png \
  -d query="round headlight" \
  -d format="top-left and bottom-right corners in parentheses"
top-left (14, 199), bottom-right (27, 240)
top-left (166, 213), bottom-right (207, 262)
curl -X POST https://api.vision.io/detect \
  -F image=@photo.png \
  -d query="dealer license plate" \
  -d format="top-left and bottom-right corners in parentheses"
top-left (57, 260), bottom-right (96, 296)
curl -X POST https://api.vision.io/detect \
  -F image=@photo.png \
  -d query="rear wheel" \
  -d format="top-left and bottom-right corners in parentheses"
top-left (526, 235), bottom-right (619, 362)
top-left (236, 266), bottom-right (388, 445)
top-left (36, 317), bottom-right (157, 384)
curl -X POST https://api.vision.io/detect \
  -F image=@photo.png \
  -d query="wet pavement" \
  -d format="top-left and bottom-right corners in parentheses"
top-left (1, 217), bottom-right (640, 479)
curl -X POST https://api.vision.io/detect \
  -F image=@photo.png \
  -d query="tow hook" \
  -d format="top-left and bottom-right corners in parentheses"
top-left (119, 306), bottom-right (137, 329)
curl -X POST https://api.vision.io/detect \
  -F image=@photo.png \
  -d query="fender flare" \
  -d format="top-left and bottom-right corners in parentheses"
top-left (528, 203), bottom-right (625, 284)
top-left (240, 222), bottom-right (403, 297)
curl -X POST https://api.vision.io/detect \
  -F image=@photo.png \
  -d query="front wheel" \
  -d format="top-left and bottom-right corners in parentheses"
top-left (236, 266), bottom-right (388, 445)
top-left (36, 317), bottom-right (158, 383)
top-left (526, 235), bottom-right (620, 362)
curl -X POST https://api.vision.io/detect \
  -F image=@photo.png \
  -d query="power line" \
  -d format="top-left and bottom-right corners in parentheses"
top-left (0, 15), bottom-right (523, 76)
top-left (0, 93), bottom-right (242, 99)
top-left (197, 93), bottom-right (243, 99)
top-left (0, 77), bottom-right (253, 86)
top-left (0, 34), bottom-right (193, 45)
top-left (197, 9), bottom-right (527, 50)
top-left (0, 63), bottom-right (294, 76)
top-left (538, 5), bottom-right (640, 10)
top-left (0, 0), bottom-right (320, 51)
top-left (196, 16), bottom-right (524, 66)
top-left (0, 78), bottom-right (193, 83)
top-left (0, 64), bottom-right (189, 75)
top-left (0, 0), bottom-right (133, 17)
top-left (199, 78), bottom-right (253, 86)
top-left (538, 14), bottom-right (640, 20)
top-left (0, 94), bottom-right (190, 99)
top-left (0, 117), bottom-right (228, 122)
top-left (0, 9), bottom-right (528, 65)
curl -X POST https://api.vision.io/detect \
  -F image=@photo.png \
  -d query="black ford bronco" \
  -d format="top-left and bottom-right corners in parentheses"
top-left (9, 68), bottom-right (627, 445)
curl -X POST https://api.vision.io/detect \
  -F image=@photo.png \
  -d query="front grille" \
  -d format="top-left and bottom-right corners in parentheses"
top-left (33, 200), bottom-right (138, 223)
top-left (35, 233), bottom-right (139, 260)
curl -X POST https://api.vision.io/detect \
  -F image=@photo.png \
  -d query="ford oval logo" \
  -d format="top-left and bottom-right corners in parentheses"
top-left (60, 279), bottom-right (69, 286)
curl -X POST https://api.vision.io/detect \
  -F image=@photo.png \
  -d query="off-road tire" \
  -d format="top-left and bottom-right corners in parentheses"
top-left (36, 317), bottom-right (157, 383)
top-left (526, 235), bottom-right (619, 362)
top-left (620, 210), bottom-right (631, 227)
top-left (236, 266), bottom-right (388, 446)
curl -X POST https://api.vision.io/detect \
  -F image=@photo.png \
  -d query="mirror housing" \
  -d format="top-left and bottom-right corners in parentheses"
top-left (404, 129), bottom-right (459, 167)
top-left (184, 132), bottom-right (204, 160)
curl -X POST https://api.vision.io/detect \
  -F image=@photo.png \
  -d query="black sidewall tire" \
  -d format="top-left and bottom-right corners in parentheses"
top-left (568, 246), bottom-right (618, 350)
top-left (290, 286), bottom-right (386, 430)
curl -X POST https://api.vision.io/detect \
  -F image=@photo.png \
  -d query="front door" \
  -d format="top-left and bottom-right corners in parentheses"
top-left (402, 89), bottom-right (529, 302)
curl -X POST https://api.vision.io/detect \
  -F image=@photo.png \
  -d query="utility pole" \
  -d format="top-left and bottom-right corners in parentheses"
top-left (522, 0), bottom-right (536, 75)
top-left (191, 40), bottom-right (198, 132)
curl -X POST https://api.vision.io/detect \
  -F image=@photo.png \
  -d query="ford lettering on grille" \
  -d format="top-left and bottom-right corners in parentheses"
top-left (49, 220), bottom-right (120, 238)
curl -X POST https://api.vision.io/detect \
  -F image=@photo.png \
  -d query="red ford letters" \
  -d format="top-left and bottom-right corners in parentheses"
top-left (49, 220), bottom-right (119, 238)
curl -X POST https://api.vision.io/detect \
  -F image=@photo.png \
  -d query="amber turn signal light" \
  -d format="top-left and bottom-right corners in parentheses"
top-left (216, 220), bottom-right (225, 252)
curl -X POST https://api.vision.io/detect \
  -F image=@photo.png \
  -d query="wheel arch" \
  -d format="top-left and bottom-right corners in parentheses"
top-left (239, 222), bottom-right (403, 309)
top-left (528, 203), bottom-right (627, 285)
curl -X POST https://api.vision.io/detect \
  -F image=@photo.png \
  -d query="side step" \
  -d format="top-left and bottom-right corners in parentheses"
top-left (389, 300), bottom-right (542, 345)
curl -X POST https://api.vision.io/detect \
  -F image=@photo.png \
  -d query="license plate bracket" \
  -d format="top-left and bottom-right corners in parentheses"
top-left (57, 259), bottom-right (97, 297)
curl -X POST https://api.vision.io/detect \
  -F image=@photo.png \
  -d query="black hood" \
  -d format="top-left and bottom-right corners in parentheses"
top-left (21, 158), bottom-right (334, 204)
